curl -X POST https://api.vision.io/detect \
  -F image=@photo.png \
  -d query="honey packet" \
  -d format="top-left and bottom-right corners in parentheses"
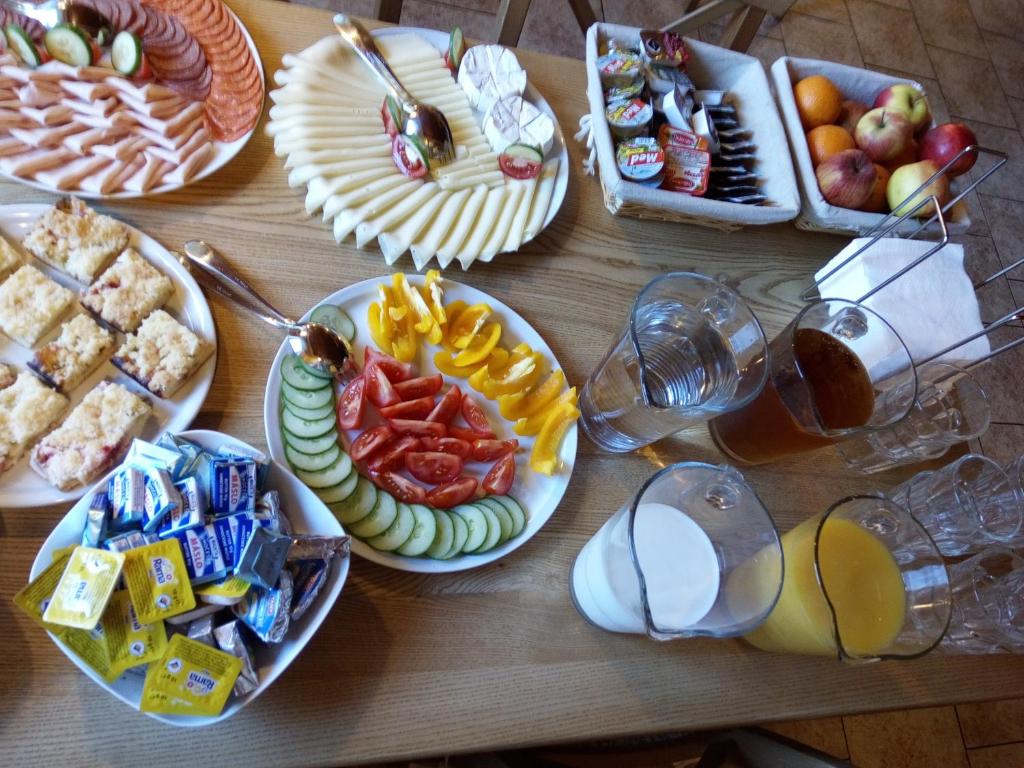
top-left (42, 546), bottom-right (125, 630)
top-left (13, 550), bottom-right (73, 635)
top-left (140, 635), bottom-right (242, 717)
top-left (123, 539), bottom-right (196, 624)
top-left (104, 590), bottom-right (168, 676)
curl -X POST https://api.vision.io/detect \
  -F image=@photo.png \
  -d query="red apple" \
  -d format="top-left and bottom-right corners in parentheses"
top-left (855, 108), bottom-right (913, 163)
top-left (874, 83), bottom-right (931, 132)
top-left (919, 122), bottom-right (978, 178)
top-left (887, 160), bottom-right (950, 217)
top-left (838, 100), bottom-right (870, 135)
top-left (884, 138), bottom-right (919, 172)
top-left (817, 149), bottom-right (878, 209)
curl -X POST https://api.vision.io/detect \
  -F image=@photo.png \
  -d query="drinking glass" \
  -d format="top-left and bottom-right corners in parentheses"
top-left (579, 273), bottom-right (769, 453)
top-left (1005, 455), bottom-right (1024, 548)
top-left (940, 547), bottom-right (1024, 654)
top-left (744, 495), bottom-right (951, 662)
top-left (836, 362), bottom-right (991, 474)
top-left (889, 454), bottom-right (1023, 556)
top-left (569, 462), bottom-right (783, 640)
top-left (709, 299), bottom-right (918, 465)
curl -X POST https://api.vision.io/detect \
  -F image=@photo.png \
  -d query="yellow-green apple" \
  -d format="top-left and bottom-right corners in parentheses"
top-left (874, 84), bottom-right (930, 132)
top-left (855, 108), bottom-right (913, 163)
top-left (884, 138), bottom-right (918, 173)
top-left (919, 122), bottom-right (978, 178)
top-left (817, 149), bottom-right (877, 209)
top-left (887, 160), bottom-right (950, 216)
top-left (838, 100), bottom-right (870, 134)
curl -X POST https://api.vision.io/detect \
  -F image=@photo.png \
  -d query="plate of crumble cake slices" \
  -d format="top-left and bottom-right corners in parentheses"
top-left (0, 198), bottom-right (216, 507)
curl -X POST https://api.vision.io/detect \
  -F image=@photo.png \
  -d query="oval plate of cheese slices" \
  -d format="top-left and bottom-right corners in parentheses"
top-left (266, 26), bottom-right (569, 271)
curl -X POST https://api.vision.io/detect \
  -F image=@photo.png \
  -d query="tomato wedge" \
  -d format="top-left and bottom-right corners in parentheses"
top-left (371, 469), bottom-right (427, 504)
top-left (470, 438), bottom-right (519, 463)
top-left (388, 418), bottom-right (447, 438)
top-left (379, 396), bottom-right (436, 420)
top-left (427, 385), bottom-right (462, 424)
top-left (364, 347), bottom-right (414, 383)
top-left (418, 436), bottom-right (472, 458)
top-left (483, 453), bottom-right (515, 495)
top-left (426, 476), bottom-right (478, 509)
top-left (461, 393), bottom-right (493, 435)
top-left (349, 425), bottom-right (394, 461)
top-left (368, 435), bottom-right (420, 472)
top-left (336, 375), bottom-right (365, 430)
top-left (405, 451), bottom-right (462, 484)
top-left (365, 364), bottom-right (400, 408)
top-left (448, 425), bottom-right (491, 442)
top-left (393, 374), bottom-right (443, 400)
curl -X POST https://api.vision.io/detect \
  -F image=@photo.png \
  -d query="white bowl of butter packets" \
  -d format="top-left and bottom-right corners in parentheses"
top-left (20, 429), bottom-right (350, 727)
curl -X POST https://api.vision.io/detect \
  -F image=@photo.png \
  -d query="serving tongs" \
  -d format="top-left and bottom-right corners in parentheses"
top-left (179, 240), bottom-right (359, 384)
top-left (1, 0), bottom-right (112, 41)
top-left (333, 13), bottom-right (455, 168)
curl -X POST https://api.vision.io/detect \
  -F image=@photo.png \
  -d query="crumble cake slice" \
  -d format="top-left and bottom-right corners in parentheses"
top-left (22, 197), bottom-right (129, 283)
top-left (0, 362), bottom-right (15, 390)
top-left (29, 313), bottom-right (116, 392)
top-left (0, 371), bottom-right (69, 475)
top-left (112, 309), bottom-right (213, 398)
top-left (0, 264), bottom-right (76, 347)
top-left (0, 235), bottom-right (21, 281)
top-left (80, 247), bottom-right (174, 333)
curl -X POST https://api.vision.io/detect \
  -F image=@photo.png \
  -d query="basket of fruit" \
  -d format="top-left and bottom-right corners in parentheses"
top-left (581, 23), bottom-right (800, 231)
top-left (770, 57), bottom-right (983, 236)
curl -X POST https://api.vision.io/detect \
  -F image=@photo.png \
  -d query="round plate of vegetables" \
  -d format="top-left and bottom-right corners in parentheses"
top-left (263, 273), bottom-right (578, 573)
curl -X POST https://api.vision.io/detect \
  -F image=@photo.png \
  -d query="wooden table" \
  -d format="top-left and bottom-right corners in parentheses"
top-left (2, 1), bottom-right (1021, 765)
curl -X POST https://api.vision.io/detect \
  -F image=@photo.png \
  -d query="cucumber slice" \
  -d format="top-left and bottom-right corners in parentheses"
top-left (110, 30), bottom-right (142, 75)
top-left (283, 399), bottom-right (334, 421)
top-left (298, 356), bottom-right (332, 380)
top-left (442, 512), bottom-right (469, 560)
top-left (6, 24), bottom-right (40, 67)
top-left (310, 304), bottom-right (356, 343)
top-left (424, 508), bottom-right (455, 559)
top-left (45, 24), bottom-right (94, 66)
top-left (282, 379), bottom-right (333, 409)
top-left (285, 443), bottom-right (341, 473)
top-left (396, 504), bottom-right (438, 557)
top-left (281, 355), bottom-right (333, 391)
top-left (281, 409), bottom-right (335, 439)
top-left (349, 490), bottom-right (398, 539)
top-left (448, 26), bottom-right (465, 71)
top-left (332, 476), bottom-right (377, 525)
top-left (476, 497), bottom-right (513, 544)
top-left (367, 502), bottom-right (416, 552)
top-left (295, 452), bottom-right (353, 489)
top-left (282, 429), bottom-right (338, 456)
top-left (317, 468), bottom-right (359, 505)
top-left (453, 504), bottom-right (487, 553)
top-left (472, 504), bottom-right (502, 553)
top-left (495, 495), bottom-right (528, 538)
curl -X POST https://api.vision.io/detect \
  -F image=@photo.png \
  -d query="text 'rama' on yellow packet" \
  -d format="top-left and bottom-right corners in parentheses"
top-left (140, 635), bottom-right (242, 717)
top-left (13, 550), bottom-right (73, 635)
top-left (123, 539), bottom-right (196, 624)
top-left (42, 546), bottom-right (125, 630)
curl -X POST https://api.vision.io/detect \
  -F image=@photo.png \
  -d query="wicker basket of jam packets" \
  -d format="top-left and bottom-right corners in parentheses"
top-left (582, 22), bottom-right (800, 231)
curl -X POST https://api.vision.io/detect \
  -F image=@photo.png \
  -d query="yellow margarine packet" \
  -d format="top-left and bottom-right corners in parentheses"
top-left (104, 590), bottom-right (168, 676)
top-left (123, 539), bottom-right (196, 624)
top-left (140, 635), bottom-right (242, 717)
top-left (51, 544), bottom-right (77, 563)
top-left (13, 551), bottom-right (73, 635)
top-left (62, 621), bottom-right (118, 682)
top-left (42, 546), bottom-right (125, 630)
top-left (195, 575), bottom-right (250, 605)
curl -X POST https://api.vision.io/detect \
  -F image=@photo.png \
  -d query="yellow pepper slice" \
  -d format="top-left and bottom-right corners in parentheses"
top-left (393, 273), bottom-right (441, 344)
top-left (389, 305), bottom-right (418, 363)
top-left (434, 349), bottom-right (485, 378)
top-left (440, 300), bottom-right (468, 353)
top-left (530, 399), bottom-right (580, 476)
top-left (498, 369), bottom-right (565, 421)
top-left (448, 303), bottom-right (491, 349)
top-left (514, 387), bottom-right (577, 436)
top-left (484, 352), bottom-right (543, 398)
top-left (421, 269), bottom-right (446, 327)
top-left (466, 348), bottom-right (509, 393)
top-left (454, 322), bottom-right (501, 367)
top-left (367, 301), bottom-right (391, 352)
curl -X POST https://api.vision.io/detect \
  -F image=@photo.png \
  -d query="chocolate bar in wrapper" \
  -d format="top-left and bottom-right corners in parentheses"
top-left (186, 614), bottom-right (216, 647)
top-left (213, 620), bottom-right (259, 695)
top-left (290, 559), bottom-right (330, 622)
top-left (287, 535), bottom-right (351, 562)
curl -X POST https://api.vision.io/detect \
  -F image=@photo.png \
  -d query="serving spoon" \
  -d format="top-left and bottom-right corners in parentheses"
top-left (333, 13), bottom-right (455, 168)
top-left (1, 0), bottom-right (112, 42)
top-left (180, 240), bottom-right (359, 384)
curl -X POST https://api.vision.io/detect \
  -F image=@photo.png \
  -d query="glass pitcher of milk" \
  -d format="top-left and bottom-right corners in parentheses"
top-left (569, 462), bottom-right (783, 640)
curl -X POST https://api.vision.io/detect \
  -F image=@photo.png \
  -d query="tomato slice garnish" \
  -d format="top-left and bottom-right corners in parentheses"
top-left (367, 435), bottom-right (420, 472)
top-left (388, 418), bottom-right (447, 438)
top-left (470, 438), bottom-right (519, 463)
top-left (483, 453), bottom-right (515, 495)
top-left (365, 363), bottom-right (400, 408)
top-left (393, 374), bottom-right (443, 400)
top-left (379, 396), bottom-right (436, 420)
top-left (425, 476), bottom-right (478, 509)
top-left (405, 451), bottom-right (462, 484)
top-left (349, 425), bottom-right (394, 461)
top-left (448, 425), bottom-right (489, 442)
top-left (460, 393), bottom-right (494, 435)
top-left (427, 384), bottom-right (462, 424)
top-left (336, 375), bottom-right (365, 430)
top-left (418, 436), bottom-right (472, 458)
top-left (371, 469), bottom-right (427, 504)
top-left (364, 347), bottom-right (414, 383)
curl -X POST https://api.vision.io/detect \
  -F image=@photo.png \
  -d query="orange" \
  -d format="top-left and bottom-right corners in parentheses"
top-left (794, 75), bottom-right (843, 129)
top-left (861, 164), bottom-right (891, 212)
top-left (806, 125), bottom-right (856, 167)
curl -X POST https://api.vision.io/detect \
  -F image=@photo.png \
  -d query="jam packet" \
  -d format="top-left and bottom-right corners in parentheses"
top-left (123, 539), bottom-right (197, 624)
top-left (104, 589), bottom-right (167, 676)
top-left (43, 546), bottom-right (125, 630)
top-left (13, 550), bottom-right (73, 634)
top-left (140, 634), bottom-right (242, 717)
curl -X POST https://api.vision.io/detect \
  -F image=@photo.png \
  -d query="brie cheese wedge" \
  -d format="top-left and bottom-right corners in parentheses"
top-left (457, 45), bottom-right (527, 113)
top-left (482, 94), bottom-right (554, 155)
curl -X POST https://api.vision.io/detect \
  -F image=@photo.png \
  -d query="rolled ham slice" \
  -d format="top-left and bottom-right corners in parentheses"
top-left (34, 153), bottom-right (112, 190)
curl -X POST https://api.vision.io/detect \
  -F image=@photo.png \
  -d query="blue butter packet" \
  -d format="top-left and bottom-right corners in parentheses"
top-left (217, 444), bottom-right (270, 492)
top-left (103, 530), bottom-right (150, 553)
top-left (172, 524), bottom-right (230, 585)
top-left (212, 512), bottom-right (257, 570)
top-left (210, 458), bottom-right (257, 516)
top-left (233, 569), bottom-right (292, 644)
top-left (81, 491), bottom-right (110, 547)
top-left (142, 469), bottom-right (181, 532)
top-left (157, 477), bottom-right (204, 538)
top-left (108, 466), bottom-right (145, 531)
top-left (126, 438), bottom-right (187, 479)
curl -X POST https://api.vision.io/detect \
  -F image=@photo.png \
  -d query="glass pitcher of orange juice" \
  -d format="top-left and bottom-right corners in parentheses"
top-left (742, 495), bottom-right (951, 661)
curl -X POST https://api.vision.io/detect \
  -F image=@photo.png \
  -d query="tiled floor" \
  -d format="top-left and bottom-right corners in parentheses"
top-left (297, 0), bottom-right (1024, 765)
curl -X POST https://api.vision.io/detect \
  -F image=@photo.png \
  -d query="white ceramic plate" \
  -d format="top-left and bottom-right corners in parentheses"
top-left (28, 429), bottom-right (350, 727)
top-left (0, 203), bottom-right (216, 508)
top-left (0, 6), bottom-right (265, 200)
top-left (263, 276), bottom-right (577, 573)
